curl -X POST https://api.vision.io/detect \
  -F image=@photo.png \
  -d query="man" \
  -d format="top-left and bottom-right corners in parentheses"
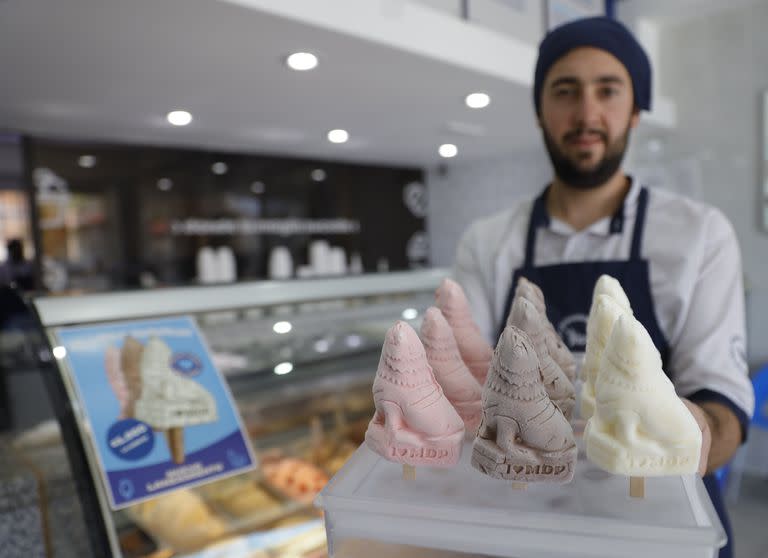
top-left (453, 16), bottom-right (753, 558)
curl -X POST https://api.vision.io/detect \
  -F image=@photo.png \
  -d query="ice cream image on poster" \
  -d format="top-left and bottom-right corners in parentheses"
top-left (55, 316), bottom-right (256, 509)
top-left (133, 337), bottom-right (218, 464)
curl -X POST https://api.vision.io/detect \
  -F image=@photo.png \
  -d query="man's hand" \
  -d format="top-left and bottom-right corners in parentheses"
top-left (681, 398), bottom-right (711, 476)
top-left (681, 398), bottom-right (742, 475)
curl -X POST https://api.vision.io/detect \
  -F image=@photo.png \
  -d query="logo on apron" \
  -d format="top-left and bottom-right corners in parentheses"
top-left (557, 314), bottom-right (589, 350)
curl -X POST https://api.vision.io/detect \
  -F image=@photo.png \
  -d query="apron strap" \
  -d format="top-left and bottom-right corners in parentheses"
top-left (524, 188), bottom-right (550, 268)
top-left (526, 183), bottom-right (647, 266)
top-left (630, 187), bottom-right (649, 260)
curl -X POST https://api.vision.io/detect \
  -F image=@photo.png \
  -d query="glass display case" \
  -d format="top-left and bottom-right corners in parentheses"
top-left (318, 440), bottom-right (726, 558)
top-left (0, 268), bottom-right (446, 558)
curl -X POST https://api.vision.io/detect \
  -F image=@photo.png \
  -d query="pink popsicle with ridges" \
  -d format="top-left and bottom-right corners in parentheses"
top-left (365, 321), bottom-right (464, 467)
top-left (420, 307), bottom-right (483, 436)
top-left (434, 278), bottom-right (493, 385)
top-left (105, 345), bottom-right (129, 419)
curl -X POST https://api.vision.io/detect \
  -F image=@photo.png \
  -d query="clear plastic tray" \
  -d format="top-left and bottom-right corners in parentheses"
top-left (316, 439), bottom-right (725, 558)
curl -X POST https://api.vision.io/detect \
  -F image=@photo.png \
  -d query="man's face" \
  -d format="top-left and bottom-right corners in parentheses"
top-left (538, 47), bottom-right (639, 189)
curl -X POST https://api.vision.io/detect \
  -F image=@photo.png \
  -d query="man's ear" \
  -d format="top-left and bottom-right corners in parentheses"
top-left (629, 108), bottom-right (640, 129)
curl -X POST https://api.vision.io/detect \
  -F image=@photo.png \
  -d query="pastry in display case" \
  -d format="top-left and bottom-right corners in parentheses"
top-left (11, 269), bottom-right (446, 557)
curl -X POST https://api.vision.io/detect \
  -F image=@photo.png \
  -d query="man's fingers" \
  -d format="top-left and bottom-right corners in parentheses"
top-left (681, 398), bottom-right (711, 476)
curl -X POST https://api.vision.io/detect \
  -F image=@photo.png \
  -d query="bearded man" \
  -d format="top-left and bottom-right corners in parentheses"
top-left (453, 16), bottom-right (752, 558)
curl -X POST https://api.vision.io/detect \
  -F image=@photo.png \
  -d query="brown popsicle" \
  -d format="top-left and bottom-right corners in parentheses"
top-left (507, 297), bottom-right (576, 420)
top-left (515, 277), bottom-right (577, 383)
top-left (471, 326), bottom-right (576, 483)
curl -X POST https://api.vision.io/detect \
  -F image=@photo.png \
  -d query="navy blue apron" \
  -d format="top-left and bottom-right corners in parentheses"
top-left (498, 184), bottom-right (732, 558)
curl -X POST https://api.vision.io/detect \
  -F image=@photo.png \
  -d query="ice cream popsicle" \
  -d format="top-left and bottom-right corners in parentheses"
top-left (584, 315), bottom-right (702, 476)
top-left (580, 278), bottom-right (634, 420)
top-left (105, 345), bottom-right (129, 419)
top-left (434, 278), bottom-right (493, 385)
top-left (592, 274), bottom-right (632, 311)
top-left (121, 336), bottom-right (145, 418)
top-left (507, 297), bottom-right (575, 420)
top-left (515, 277), bottom-right (577, 383)
top-left (365, 321), bottom-right (464, 467)
top-left (472, 325), bottom-right (576, 483)
top-left (420, 307), bottom-right (483, 436)
top-left (133, 337), bottom-right (218, 464)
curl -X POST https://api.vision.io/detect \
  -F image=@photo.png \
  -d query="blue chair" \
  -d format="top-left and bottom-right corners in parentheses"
top-left (714, 464), bottom-right (729, 490)
top-left (750, 364), bottom-right (768, 429)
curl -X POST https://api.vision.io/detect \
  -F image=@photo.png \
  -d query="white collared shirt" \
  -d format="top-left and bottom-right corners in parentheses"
top-left (453, 180), bottom-right (755, 421)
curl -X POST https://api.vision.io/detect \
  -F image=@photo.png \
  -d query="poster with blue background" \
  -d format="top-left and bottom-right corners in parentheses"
top-left (55, 316), bottom-right (256, 509)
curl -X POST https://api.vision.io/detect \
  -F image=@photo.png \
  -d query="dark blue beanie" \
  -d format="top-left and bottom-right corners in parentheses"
top-left (533, 16), bottom-right (652, 115)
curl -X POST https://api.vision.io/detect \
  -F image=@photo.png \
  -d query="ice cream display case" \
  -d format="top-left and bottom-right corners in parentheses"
top-left (19, 268), bottom-right (445, 558)
top-left (314, 274), bottom-right (726, 558)
top-left (317, 440), bottom-right (725, 558)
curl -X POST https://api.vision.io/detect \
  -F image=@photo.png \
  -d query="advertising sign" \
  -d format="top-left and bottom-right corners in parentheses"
top-left (55, 316), bottom-right (256, 509)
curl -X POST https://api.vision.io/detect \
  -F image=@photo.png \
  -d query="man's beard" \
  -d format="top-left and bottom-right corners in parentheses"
top-left (542, 123), bottom-right (631, 190)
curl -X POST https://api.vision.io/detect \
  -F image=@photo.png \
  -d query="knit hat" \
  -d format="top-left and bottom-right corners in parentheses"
top-left (533, 16), bottom-right (652, 115)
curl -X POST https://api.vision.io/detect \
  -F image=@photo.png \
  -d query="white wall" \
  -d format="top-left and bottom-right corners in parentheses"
top-left (426, 147), bottom-right (549, 266)
top-left (427, 0), bottom-right (768, 368)
top-left (649, 1), bottom-right (768, 368)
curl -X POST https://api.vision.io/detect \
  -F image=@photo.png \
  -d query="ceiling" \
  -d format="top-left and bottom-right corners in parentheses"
top-left (0, 0), bottom-right (541, 168)
top-left (617, 0), bottom-right (760, 25)
top-left (0, 0), bottom-right (756, 168)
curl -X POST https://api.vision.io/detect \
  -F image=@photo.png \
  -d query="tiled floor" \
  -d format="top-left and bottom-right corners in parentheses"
top-left (727, 475), bottom-right (768, 558)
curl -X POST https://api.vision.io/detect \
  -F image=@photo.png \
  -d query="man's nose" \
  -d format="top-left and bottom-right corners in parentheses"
top-left (574, 92), bottom-right (600, 127)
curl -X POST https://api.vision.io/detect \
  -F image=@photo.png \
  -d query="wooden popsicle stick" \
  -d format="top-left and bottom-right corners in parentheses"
top-left (629, 476), bottom-right (645, 498)
top-left (402, 464), bottom-right (416, 480)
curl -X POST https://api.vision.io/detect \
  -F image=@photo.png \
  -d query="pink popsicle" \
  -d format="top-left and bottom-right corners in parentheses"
top-left (105, 345), bottom-right (129, 419)
top-left (420, 307), bottom-right (483, 437)
top-left (365, 321), bottom-right (464, 467)
top-left (435, 278), bottom-right (493, 385)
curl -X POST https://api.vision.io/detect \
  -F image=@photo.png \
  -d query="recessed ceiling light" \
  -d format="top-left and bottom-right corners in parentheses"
top-left (327, 129), bottom-right (349, 144)
top-left (439, 144), bottom-right (458, 158)
top-left (78, 155), bottom-right (96, 168)
top-left (167, 110), bottom-right (193, 126)
top-left (211, 162), bottom-right (228, 175)
top-left (465, 92), bottom-right (491, 109)
top-left (273, 321), bottom-right (292, 334)
top-left (274, 362), bottom-right (293, 375)
top-left (157, 178), bottom-right (173, 191)
top-left (250, 181), bottom-right (265, 194)
top-left (311, 168), bottom-right (326, 182)
top-left (314, 338), bottom-right (331, 353)
top-left (286, 52), bottom-right (318, 71)
top-left (345, 334), bottom-right (363, 348)
top-left (401, 308), bottom-right (418, 320)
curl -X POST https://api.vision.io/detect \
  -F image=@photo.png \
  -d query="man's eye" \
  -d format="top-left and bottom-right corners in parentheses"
top-left (600, 87), bottom-right (619, 98)
top-left (554, 89), bottom-right (574, 98)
